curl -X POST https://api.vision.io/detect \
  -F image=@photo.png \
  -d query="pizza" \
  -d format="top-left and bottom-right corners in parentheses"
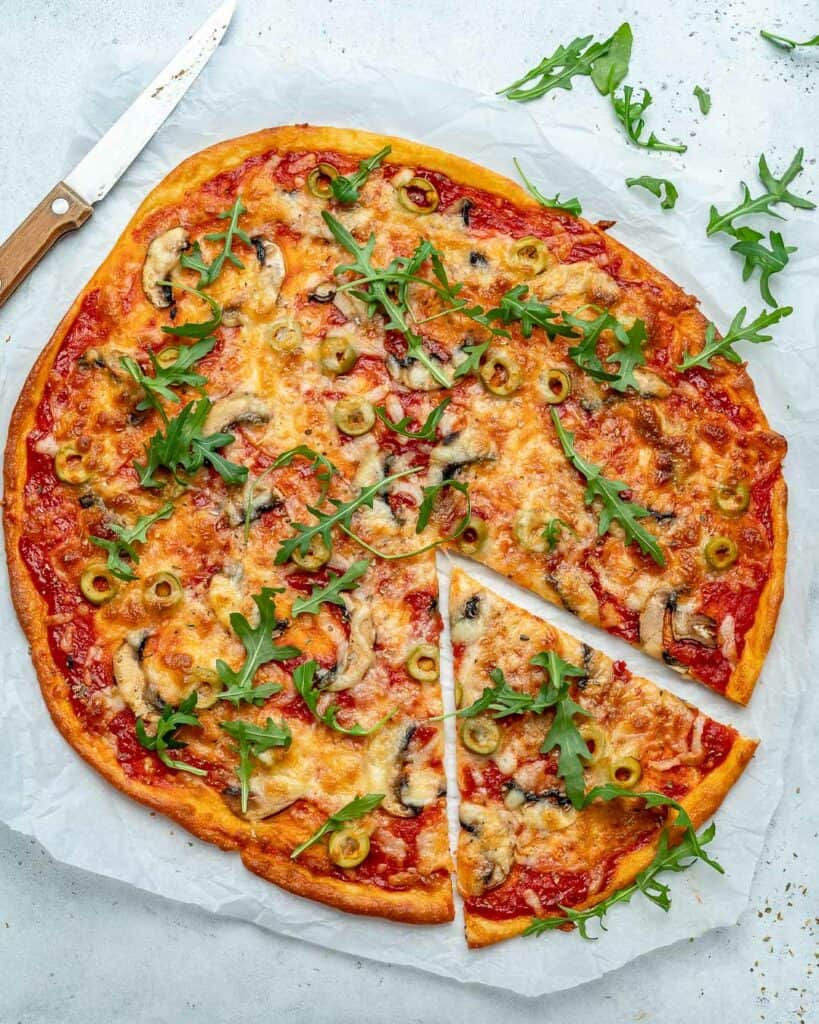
top-left (449, 569), bottom-right (755, 947)
top-left (3, 125), bottom-right (780, 937)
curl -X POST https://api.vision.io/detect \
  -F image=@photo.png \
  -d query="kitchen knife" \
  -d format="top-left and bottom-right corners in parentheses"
top-left (0, 0), bottom-right (235, 310)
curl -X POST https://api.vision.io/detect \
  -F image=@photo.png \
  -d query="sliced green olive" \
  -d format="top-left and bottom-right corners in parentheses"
top-left (479, 351), bottom-right (522, 397)
top-left (333, 396), bottom-right (376, 436)
top-left (397, 176), bottom-right (440, 214)
top-left (80, 564), bottom-right (118, 605)
top-left (185, 666), bottom-right (223, 709)
top-left (704, 535), bottom-right (738, 571)
top-left (456, 516), bottom-right (489, 556)
top-left (509, 236), bottom-right (553, 275)
top-left (712, 482), bottom-right (750, 518)
top-left (608, 755), bottom-right (642, 789)
top-left (54, 444), bottom-right (92, 485)
top-left (406, 644), bottom-right (439, 682)
top-left (461, 716), bottom-right (500, 756)
top-left (154, 346), bottom-right (180, 369)
top-left (292, 535), bottom-right (332, 571)
top-left (307, 162), bottom-right (339, 199)
top-left (541, 368), bottom-right (571, 405)
top-left (266, 318), bottom-right (303, 352)
top-left (143, 571), bottom-right (183, 611)
top-left (328, 827), bottom-right (371, 868)
top-left (320, 335), bottom-right (358, 375)
top-left (579, 722), bottom-right (608, 763)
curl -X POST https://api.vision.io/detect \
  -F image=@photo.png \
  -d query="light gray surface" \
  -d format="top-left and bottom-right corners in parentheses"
top-left (0, 1), bottom-right (817, 1021)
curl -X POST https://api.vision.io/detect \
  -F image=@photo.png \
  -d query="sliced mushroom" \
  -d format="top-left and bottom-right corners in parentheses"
top-left (142, 227), bottom-right (188, 308)
top-left (373, 724), bottom-right (444, 819)
top-left (672, 602), bottom-right (717, 648)
top-left (458, 802), bottom-right (516, 895)
top-left (254, 238), bottom-right (285, 304)
top-left (78, 344), bottom-right (132, 381)
top-left (386, 353), bottom-right (447, 392)
top-left (532, 260), bottom-right (620, 307)
top-left (632, 367), bottom-right (672, 399)
top-left (428, 427), bottom-right (495, 483)
top-left (224, 480), bottom-right (283, 528)
top-left (551, 565), bottom-right (600, 625)
top-left (113, 630), bottom-right (159, 720)
top-left (203, 393), bottom-right (272, 436)
top-left (639, 585), bottom-right (676, 659)
top-left (581, 643), bottom-right (613, 688)
top-left (322, 597), bottom-right (375, 692)
top-left (450, 592), bottom-right (488, 646)
top-left (220, 782), bottom-right (303, 821)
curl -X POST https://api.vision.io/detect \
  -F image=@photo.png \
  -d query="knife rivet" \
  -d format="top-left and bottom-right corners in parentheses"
top-left (51, 198), bottom-right (70, 216)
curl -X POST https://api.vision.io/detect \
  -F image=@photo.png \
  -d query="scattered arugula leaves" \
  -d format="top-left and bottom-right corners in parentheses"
top-left (611, 86), bottom-right (687, 153)
top-left (330, 145), bottom-right (391, 205)
top-left (290, 560), bottom-right (370, 617)
top-left (625, 175), bottom-right (679, 210)
top-left (90, 503), bottom-right (174, 581)
top-left (514, 159), bottom-right (582, 216)
top-left (375, 397), bottom-right (451, 441)
top-left (290, 793), bottom-right (385, 860)
top-left (219, 717), bottom-right (292, 813)
top-left (160, 282), bottom-right (223, 339)
top-left (135, 692), bottom-right (205, 776)
top-left (452, 341), bottom-right (490, 381)
top-left (760, 29), bottom-right (819, 50)
top-left (450, 666), bottom-right (554, 720)
top-left (693, 84), bottom-right (711, 114)
top-left (120, 337), bottom-right (215, 412)
top-left (562, 307), bottom-right (647, 390)
top-left (677, 305), bottom-right (792, 371)
top-left (186, 197), bottom-right (253, 287)
top-left (485, 285), bottom-right (577, 340)
top-left (530, 649), bottom-right (591, 807)
top-left (728, 228), bottom-right (796, 306)
top-left (589, 22), bottom-right (633, 95)
top-left (292, 660), bottom-right (394, 736)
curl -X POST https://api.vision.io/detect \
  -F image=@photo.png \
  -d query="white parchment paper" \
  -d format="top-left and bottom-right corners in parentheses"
top-left (1, 46), bottom-right (817, 997)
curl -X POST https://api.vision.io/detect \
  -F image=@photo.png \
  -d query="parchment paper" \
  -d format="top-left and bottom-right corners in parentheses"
top-left (0, 46), bottom-right (816, 997)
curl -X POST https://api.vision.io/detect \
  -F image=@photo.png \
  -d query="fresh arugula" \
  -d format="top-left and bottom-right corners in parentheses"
top-left (290, 560), bottom-right (370, 616)
top-left (330, 146), bottom-right (391, 205)
top-left (498, 29), bottom-right (624, 102)
top-left (180, 197), bottom-right (252, 287)
top-left (375, 397), bottom-right (451, 441)
top-left (760, 29), bottom-right (819, 50)
top-left (270, 445), bottom-right (340, 502)
top-left (530, 649), bottom-right (591, 807)
top-left (551, 409), bottom-right (665, 565)
top-left (729, 228), bottom-right (796, 306)
top-left (136, 398), bottom-right (248, 489)
top-left (524, 821), bottom-right (722, 938)
top-left (589, 22), bottom-right (633, 95)
top-left (135, 692), bottom-right (206, 776)
top-left (625, 175), bottom-right (679, 210)
top-left (485, 285), bottom-right (576, 340)
top-left (706, 148), bottom-right (815, 237)
top-left (543, 516), bottom-right (574, 552)
top-left (611, 86), bottom-right (687, 153)
top-left (219, 717), bottom-right (292, 813)
top-left (514, 159), bottom-right (582, 216)
top-left (677, 305), bottom-right (793, 371)
top-left (160, 282), bottom-right (223, 339)
top-left (604, 318), bottom-right (648, 392)
top-left (90, 503), bottom-right (174, 581)
top-left (562, 307), bottom-right (647, 390)
top-left (292, 660), bottom-right (394, 736)
top-left (450, 666), bottom-right (554, 720)
top-left (120, 337), bottom-right (216, 412)
top-left (290, 793), bottom-right (385, 860)
top-left (452, 342), bottom-right (490, 381)
top-left (275, 466), bottom-right (421, 565)
top-left (178, 241), bottom-right (210, 284)
top-left (693, 84), bottom-right (711, 114)
top-left (216, 588), bottom-right (300, 706)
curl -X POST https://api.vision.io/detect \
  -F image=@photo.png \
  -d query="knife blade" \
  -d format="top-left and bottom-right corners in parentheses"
top-left (0, 0), bottom-right (235, 310)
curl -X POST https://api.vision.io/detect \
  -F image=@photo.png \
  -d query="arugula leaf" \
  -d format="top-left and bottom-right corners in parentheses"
top-left (290, 560), bottom-right (370, 616)
top-left (581, 784), bottom-right (696, 836)
top-left (604, 318), bottom-right (648, 392)
top-left (693, 84), bottom-right (711, 114)
top-left (452, 666), bottom-right (553, 720)
top-left (90, 503), bottom-right (174, 581)
top-left (330, 146), bottom-right (391, 205)
top-left (542, 516), bottom-right (574, 552)
top-left (706, 148), bottom-right (815, 237)
top-left (729, 228), bottom-right (796, 306)
top-left (485, 285), bottom-right (576, 340)
top-left (589, 22), bottom-right (633, 95)
top-left (199, 197), bottom-right (253, 286)
top-left (216, 588), bottom-right (300, 706)
top-left (160, 283), bottom-right (223, 339)
top-left (551, 409), bottom-right (665, 565)
top-left (498, 34), bottom-right (613, 102)
top-left (270, 445), bottom-right (340, 503)
top-left (375, 397), bottom-right (451, 441)
top-left (514, 159), bottom-right (582, 216)
top-left (120, 337), bottom-right (216, 412)
top-left (611, 86), bottom-right (687, 153)
top-left (135, 398), bottom-right (248, 489)
top-left (530, 650), bottom-right (590, 807)
top-left (290, 793), bottom-right (385, 860)
top-left (275, 466), bottom-right (422, 565)
top-left (677, 305), bottom-right (792, 371)
top-left (524, 821), bottom-right (723, 938)
top-left (760, 29), bottom-right (819, 50)
top-left (452, 341), bottom-right (490, 381)
top-left (179, 241), bottom-right (211, 287)
top-left (219, 717), bottom-right (292, 813)
top-left (135, 692), bottom-right (205, 776)
top-left (561, 307), bottom-right (647, 389)
top-left (292, 660), bottom-right (393, 736)
top-left (625, 175), bottom-right (679, 210)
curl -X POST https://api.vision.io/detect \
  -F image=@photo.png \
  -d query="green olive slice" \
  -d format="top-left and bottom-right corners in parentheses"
top-left (267, 318), bottom-right (303, 352)
top-left (712, 482), bottom-right (750, 517)
top-left (541, 368), bottom-right (571, 405)
top-left (292, 535), bottom-right (332, 571)
top-left (54, 444), bottom-right (91, 485)
top-left (143, 571), bottom-right (183, 611)
top-left (328, 827), bottom-right (371, 868)
top-left (154, 346), bottom-right (180, 369)
top-left (456, 516), bottom-right (489, 556)
top-left (320, 335), bottom-right (358, 375)
top-left (608, 755), bottom-right (642, 789)
top-left (80, 564), bottom-right (118, 605)
top-left (333, 396), bottom-right (376, 436)
top-left (185, 667), bottom-right (223, 709)
top-left (406, 644), bottom-right (439, 682)
top-left (397, 176), bottom-right (440, 214)
top-left (479, 351), bottom-right (522, 397)
top-left (579, 722), bottom-right (608, 763)
top-left (307, 162), bottom-right (339, 199)
top-left (461, 717), bottom-right (500, 756)
top-left (704, 535), bottom-right (738, 571)
top-left (509, 236), bottom-right (553, 275)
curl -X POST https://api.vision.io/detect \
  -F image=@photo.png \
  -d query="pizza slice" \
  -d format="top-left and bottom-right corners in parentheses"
top-left (449, 568), bottom-right (755, 947)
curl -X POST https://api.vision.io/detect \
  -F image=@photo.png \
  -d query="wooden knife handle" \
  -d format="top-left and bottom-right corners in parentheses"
top-left (0, 182), bottom-right (92, 310)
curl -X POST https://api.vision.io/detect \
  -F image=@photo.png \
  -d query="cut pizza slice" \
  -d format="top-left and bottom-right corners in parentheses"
top-left (449, 568), bottom-right (756, 947)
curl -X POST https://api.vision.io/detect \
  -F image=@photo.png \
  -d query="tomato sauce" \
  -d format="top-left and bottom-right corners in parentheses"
top-left (465, 865), bottom-right (592, 920)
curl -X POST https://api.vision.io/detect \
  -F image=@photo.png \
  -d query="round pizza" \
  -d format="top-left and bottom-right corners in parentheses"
top-left (3, 126), bottom-right (781, 939)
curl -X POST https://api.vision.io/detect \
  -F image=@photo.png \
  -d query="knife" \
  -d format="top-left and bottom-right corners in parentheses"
top-left (0, 0), bottom-right (235, 310)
